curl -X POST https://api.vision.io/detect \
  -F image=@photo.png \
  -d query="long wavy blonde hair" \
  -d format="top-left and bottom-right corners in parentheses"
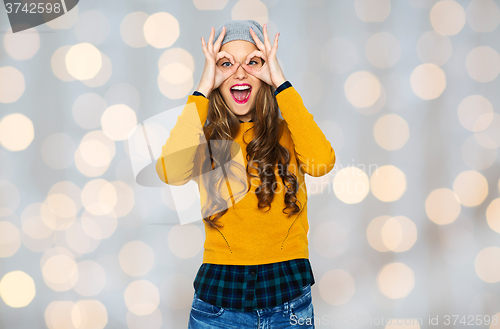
top-left (192, 83), bottom-right (302, 229)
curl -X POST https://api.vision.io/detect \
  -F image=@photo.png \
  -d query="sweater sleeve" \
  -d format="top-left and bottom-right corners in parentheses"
top-left (155, 95), bottom-right (209, 185)
top-left (276, 86), bottom-right (336, 177)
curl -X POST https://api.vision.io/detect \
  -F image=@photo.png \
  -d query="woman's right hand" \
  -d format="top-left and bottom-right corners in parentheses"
top-left (196, 26), bottom-right (240, 98)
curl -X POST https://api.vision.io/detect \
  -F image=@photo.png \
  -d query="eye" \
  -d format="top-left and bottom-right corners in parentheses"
top-left (249, 60), bottom-right (258, 65)
top-left (221, 61), bottom-right (232, 67)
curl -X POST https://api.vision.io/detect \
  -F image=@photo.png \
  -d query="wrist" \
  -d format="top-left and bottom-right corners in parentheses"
top-left (273, 76), bottom-right (287, 89)
top-left (196, 84), bottom-right (212, 98)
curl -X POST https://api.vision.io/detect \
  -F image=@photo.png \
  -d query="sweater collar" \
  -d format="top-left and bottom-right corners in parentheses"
top-left (238, 118), bottom-right (254, 123)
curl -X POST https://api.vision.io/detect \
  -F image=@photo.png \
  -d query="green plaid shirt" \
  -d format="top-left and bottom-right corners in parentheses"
top-left (193, 258), bottom-right (315, 312)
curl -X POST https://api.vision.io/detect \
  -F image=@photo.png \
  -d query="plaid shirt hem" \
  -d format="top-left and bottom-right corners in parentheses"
top-left (193, 258), bottom-right (315, 312)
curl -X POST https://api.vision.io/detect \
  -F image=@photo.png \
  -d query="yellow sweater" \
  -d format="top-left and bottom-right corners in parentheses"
top-left (156, 86), bottom-right (336, 265)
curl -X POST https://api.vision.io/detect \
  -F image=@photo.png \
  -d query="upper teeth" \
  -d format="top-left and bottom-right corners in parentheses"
top-left (231, 85), bottom-right (250, 90)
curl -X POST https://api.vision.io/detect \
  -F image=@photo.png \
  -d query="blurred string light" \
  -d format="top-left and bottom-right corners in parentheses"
top-left (158, 48), bottom-right (195, 75)
top-left (193, 0), bottom-right (229, 10)
top-left (344, 71), bottom-right (381, 108)
top-left (458, 95), bottom-right (494, 132)
top-left (354, 0), bottom-right (391, 22)
top-left (124, 280), bottom-right (160, 315)
top-left (101, 104), bottom-right (138, 141)
top-left (119, 241), bottom-right (155, 276)
top-left (65, 43), bottom-right (102, 81)
top-left (486, 198), bottom-right (500, 234)
top-left (53, 43), bottom-right (111, 86)
top-left (410, 63), bottom-right (446, 100)
top-left (0, 113), bottom-right (34, 151)
top-left (144, 12), bottom-right (179, 49)
top-left (46, 181), bottom-right (81, 220)
top-left (367, 215), bottom-right (417, 252)
top-left (51, 46), bottom-right (77, 82)
top-left (167, 225), bottom-right (204, 259)
top-left (370, 165), bottom-right (407, 202)
top-left (0, 66), bottom-right (25, 103)
top-left (426, 188), bottom-right (461, 225)
top-left (466, 46), bottom-right (500, 83)
top-left (318, 269), bottom-right (356, 305)
top-left (81, 179), bottom-right (117, 216)
top-left (452, 170), bottom-right (488, 207)
top-left (430, 0), bottom-right (466, 35)
top-left (466, 0), bottom-right (500, 33)
top-left (373, 114), bottom-right (410, 151)
top-left (120, 12), bottom-right (150, 48)
top-left (0, 271), bottom-right (36, 307)
top-left (231, 0), bottom-right (268, 24)
top-left (21, 203), bottom-right (54, 241)
top-left (376, 262), bottom-right (415, 299)
top-left (475, 247), bottom-right (500, 283)
top-left (333, 167), bottom-right (370, 204)
top-left (81, 53), bottom-right (113, 88)
top-left (475, 113), bottom-right (500, 148)
top-left (416, 31), bottom-right (452, 65)
top-left (81, 210), bottom-right (117, 240)
top-left (3, 28), bottom-right (40, 60)
top-left (158, 62), bottom-right (193, 99)
top-left (45, 300), bottom-right (108, 328)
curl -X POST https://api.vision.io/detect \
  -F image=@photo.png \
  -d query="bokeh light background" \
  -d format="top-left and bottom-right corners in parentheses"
top-left (1, 0), bottom-right (500, 328)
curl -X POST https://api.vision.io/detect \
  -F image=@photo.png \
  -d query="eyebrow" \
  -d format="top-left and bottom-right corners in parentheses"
top-left (216, 55), bottom-right (262, 65)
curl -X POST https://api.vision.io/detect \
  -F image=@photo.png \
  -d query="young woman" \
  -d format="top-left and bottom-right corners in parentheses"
top-left (156, 19), bottom-right (336, 329)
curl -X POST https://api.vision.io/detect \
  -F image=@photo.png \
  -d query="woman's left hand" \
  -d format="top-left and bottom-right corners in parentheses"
top-left (242, 24), bottom-right (287, 89)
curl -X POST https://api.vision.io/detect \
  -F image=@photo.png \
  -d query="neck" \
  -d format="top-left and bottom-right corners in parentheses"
top-left (236, 114), bottom-right (252, 122)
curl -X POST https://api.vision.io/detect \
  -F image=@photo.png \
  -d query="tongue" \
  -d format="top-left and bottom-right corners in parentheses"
top-left (232, 89), bottom-right (250, 101)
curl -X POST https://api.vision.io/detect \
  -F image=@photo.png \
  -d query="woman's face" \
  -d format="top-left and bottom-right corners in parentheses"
top-left (217, 40), bottom-right (264, 122)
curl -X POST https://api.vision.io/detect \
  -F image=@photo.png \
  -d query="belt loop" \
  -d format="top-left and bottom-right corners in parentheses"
top-left (283, 301), bottom-right (289, 317)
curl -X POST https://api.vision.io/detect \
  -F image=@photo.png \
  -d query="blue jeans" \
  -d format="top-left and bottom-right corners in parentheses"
top-left (188, 284), bottom-right (314, 328)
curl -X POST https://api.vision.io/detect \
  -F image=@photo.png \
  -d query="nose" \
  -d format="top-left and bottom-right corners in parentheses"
top-left (233, 61), bottom-right (248, 79)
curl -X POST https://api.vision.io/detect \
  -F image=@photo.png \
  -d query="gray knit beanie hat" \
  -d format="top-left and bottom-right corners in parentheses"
top-left (213, 20), bottom-right (265, 47)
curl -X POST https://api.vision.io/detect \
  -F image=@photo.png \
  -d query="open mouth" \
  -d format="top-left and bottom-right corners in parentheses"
top-left (230, 84), bottom-right (252, 104)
